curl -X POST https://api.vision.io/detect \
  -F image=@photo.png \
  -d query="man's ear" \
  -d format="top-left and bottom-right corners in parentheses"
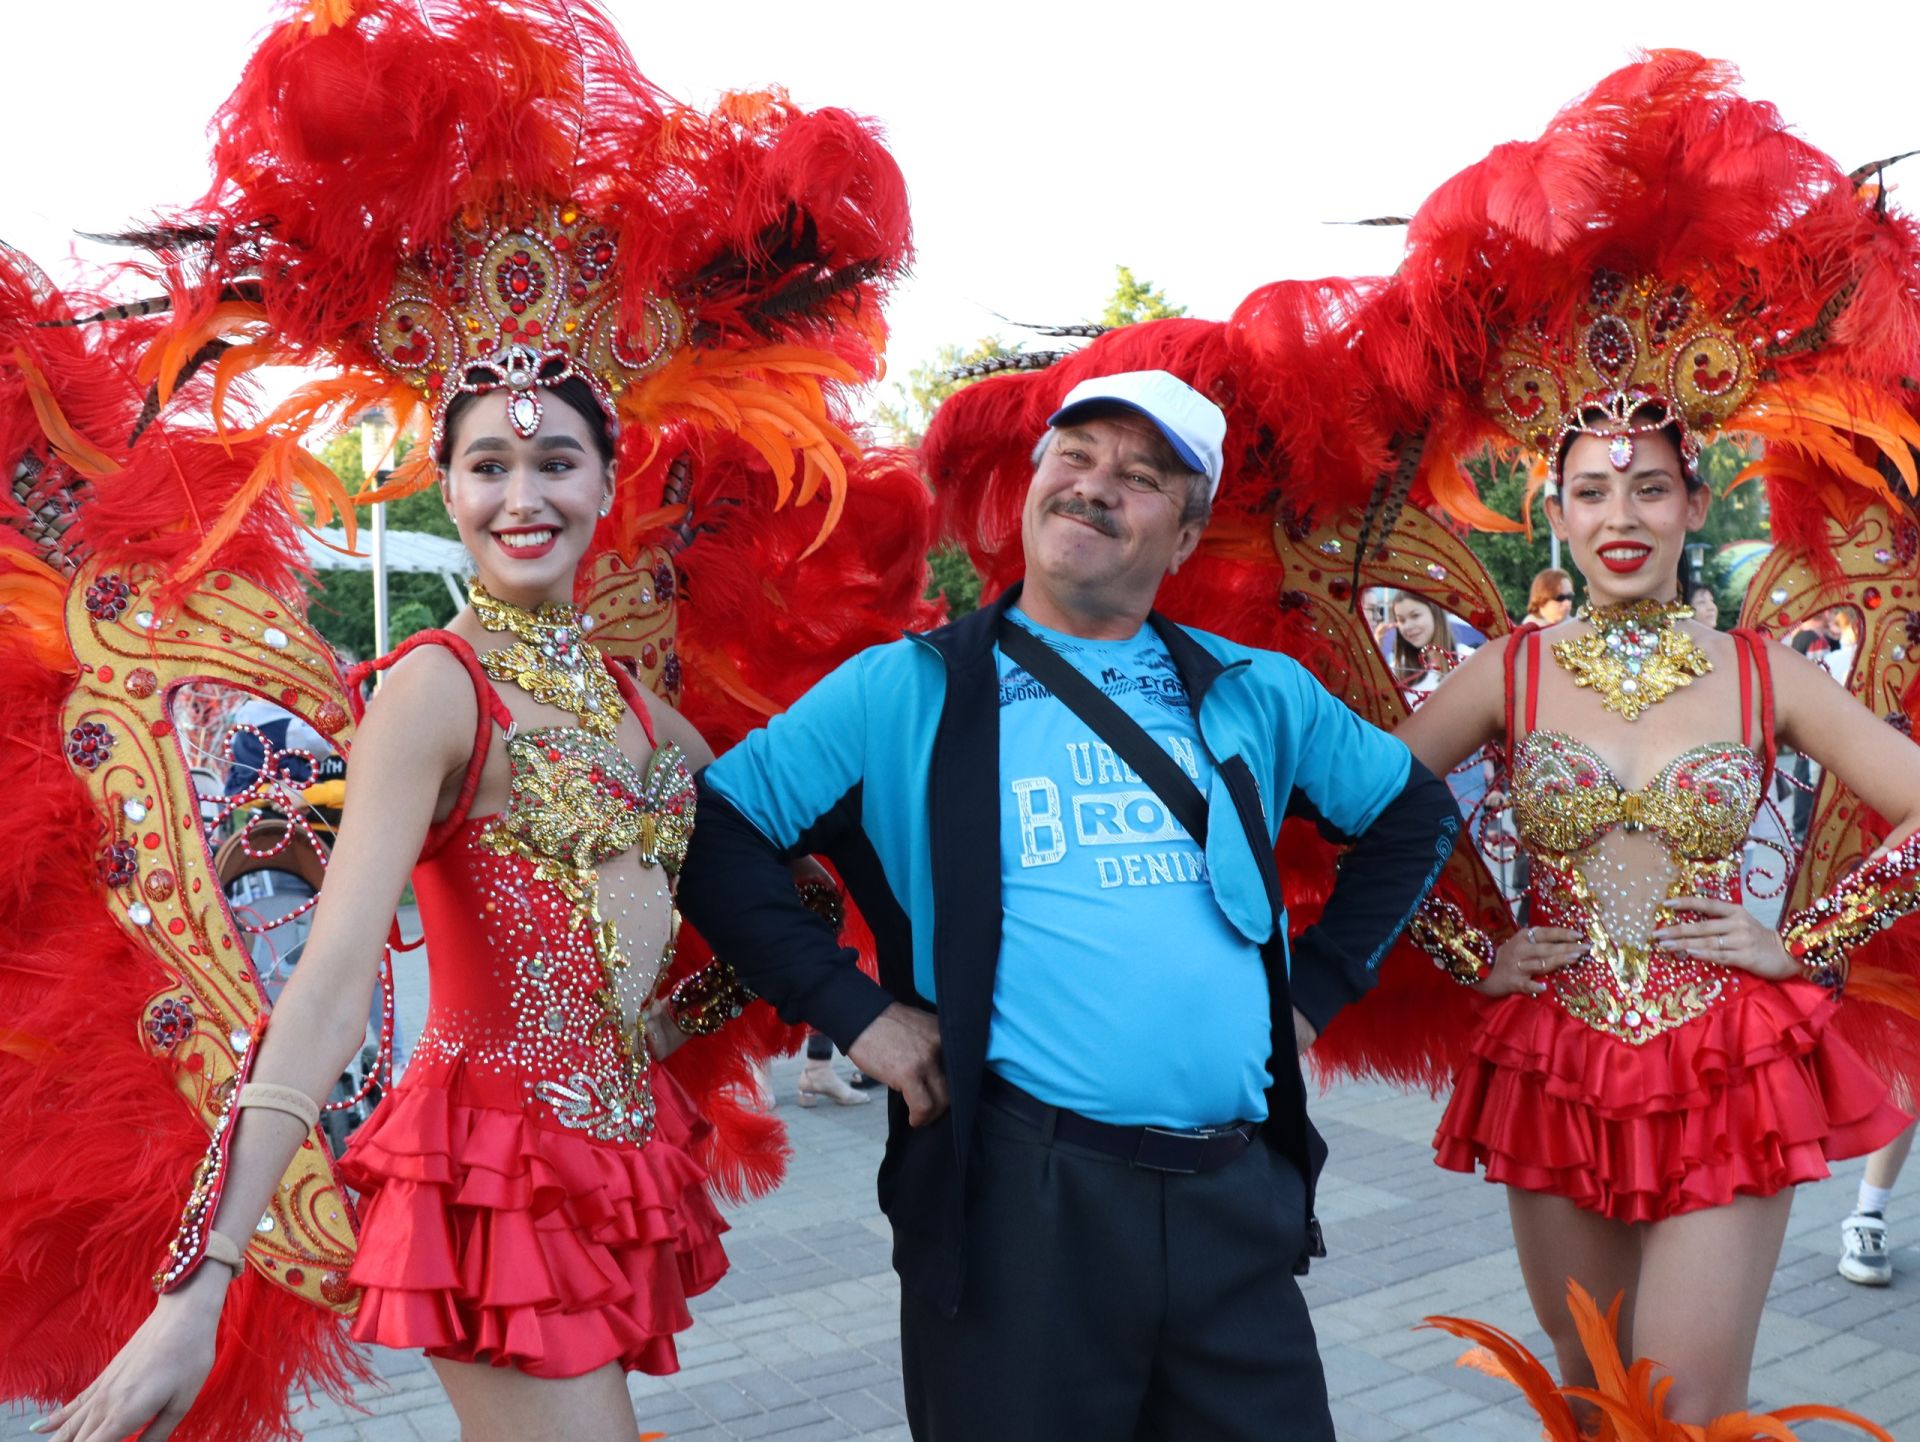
top-left (1165, 514), bottom-right (1207, 577)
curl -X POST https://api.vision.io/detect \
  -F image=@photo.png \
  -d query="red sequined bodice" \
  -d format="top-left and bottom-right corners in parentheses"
top-left (397, 636), bottom-right (697, 1145)
top-left (1510, 730), bottom-right (1764, 1043)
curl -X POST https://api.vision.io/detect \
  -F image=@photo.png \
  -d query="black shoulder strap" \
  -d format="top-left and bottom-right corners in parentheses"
top-left (997, 617), bottom-right (1210, 847)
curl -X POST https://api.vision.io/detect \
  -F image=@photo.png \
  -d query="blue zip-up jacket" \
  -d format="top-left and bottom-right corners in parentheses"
top-left (679, 585), bottom-right (1458, 1314)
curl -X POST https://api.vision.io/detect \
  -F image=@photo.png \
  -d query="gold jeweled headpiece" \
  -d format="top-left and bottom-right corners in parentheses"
top-left (1485, 270), bottom-right (1761, 486)
top-left (371, 204), bottom-right (686, 450)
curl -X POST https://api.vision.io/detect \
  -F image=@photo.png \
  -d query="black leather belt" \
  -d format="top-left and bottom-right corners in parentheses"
top-left (981, 1072), bottom-right (1257, 1175)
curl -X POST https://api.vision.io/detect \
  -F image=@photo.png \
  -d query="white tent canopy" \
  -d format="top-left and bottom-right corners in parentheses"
top-left (302, 527), bottom-right (470, 612)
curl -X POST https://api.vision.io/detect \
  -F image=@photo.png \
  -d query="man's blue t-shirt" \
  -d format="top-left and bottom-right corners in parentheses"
top-left (989, 610), bottom-right (1272, 1128)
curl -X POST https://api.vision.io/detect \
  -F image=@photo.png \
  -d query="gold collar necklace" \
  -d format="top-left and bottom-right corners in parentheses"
top-left (1551, 598), bottom-right (1711, 722)
top-left (470, 582), bottom-right (622, 738)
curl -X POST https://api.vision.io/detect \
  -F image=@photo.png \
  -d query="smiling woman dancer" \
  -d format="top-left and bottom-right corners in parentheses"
top-left (14, 3), bottom-right (913, 1440)
top-left (1369, 54), bottom-right (1920, 1430)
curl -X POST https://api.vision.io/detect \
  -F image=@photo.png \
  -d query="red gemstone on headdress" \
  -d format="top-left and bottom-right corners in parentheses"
top-left (396, 315), bottom-right (413, 331)
top-left (510, 273), bottom-right (530, 294)
top-left (513, 250), bottom-right (530, 265)
top-left (524, 321), bottom-right (543, 337)
top-left (502, 316), bottom-right (518, 332)
top-left (1865, 587), bottom-right (1884, 610)
top-left (570, 283), bottom-right (588, 301)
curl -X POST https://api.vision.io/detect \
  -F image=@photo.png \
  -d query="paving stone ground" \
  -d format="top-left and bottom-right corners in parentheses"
top-left (7, 1055), bottom-right (1917, 1440)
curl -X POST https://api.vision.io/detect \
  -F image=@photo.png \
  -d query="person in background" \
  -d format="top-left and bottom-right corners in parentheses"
top-left (1822, 605), bottom-right (1860, 684)
top-left (798, 1032), bottom-right (871, 1107)
top-left (1390, 594), bottom-right (1491, 828)
top-left (1840, 1121), bottom-right (1915, 1285)
top-left (1390, 593), bottom-right (1471, 695)
top-left (1688, 583), bottom-right (1721, 630)
top-left (1523, 567), bottom-right (1576, 630)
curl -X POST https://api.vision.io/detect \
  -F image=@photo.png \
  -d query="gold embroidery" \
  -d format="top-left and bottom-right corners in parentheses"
top-left (1543, 859), bottom-right (1735, 1043)
top-left (1511, 731), bottom-right (1760, 1043)
top-left (1552, 600), bottom-right (1712, 721)
top-left (1509, 733), bottom-right (1760, 862)
top-left (1408, 894), bottom-right (1495, 985)
top-left (480, 727), bottom-right (696, 1145)
top-left (472, 583), bottom-right (624, 739)
top-left (1784, 838), bottom-right (1920, 989)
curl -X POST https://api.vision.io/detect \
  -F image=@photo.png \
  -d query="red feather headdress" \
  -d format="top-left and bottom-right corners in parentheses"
top-left (132, 0), bottom-right (911, 578)
top-left (1357, 50), bottom-right (1920, 533)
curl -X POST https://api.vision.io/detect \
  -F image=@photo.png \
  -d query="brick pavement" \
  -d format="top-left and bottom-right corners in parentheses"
top-left (7, 1055), bottom-right (1918, 1440)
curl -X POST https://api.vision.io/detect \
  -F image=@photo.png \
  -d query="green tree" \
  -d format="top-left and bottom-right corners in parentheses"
top-left (302, 434), bottom-right (465, 662)
top-left (1101, 265), bottom-right (1184, 327)
top-left (873, 337), bottom-right (1007, 449)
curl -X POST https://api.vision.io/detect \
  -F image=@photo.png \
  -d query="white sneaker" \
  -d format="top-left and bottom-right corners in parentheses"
top-left (1839, 1211), bottom-right (1892, 1286)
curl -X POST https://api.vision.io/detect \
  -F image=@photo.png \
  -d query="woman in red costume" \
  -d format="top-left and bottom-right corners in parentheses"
top-left (8, 2), bottom-right (923, 1439)
top-left (1368, 55), bottom-right (1920, 1427)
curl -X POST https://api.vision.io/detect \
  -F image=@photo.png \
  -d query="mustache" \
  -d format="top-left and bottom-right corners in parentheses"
top-left (1051, 496), bottom-right (1121, 537)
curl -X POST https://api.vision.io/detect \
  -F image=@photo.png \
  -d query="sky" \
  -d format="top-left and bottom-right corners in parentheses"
top-left (6, 1), bottom-right (1917, 433)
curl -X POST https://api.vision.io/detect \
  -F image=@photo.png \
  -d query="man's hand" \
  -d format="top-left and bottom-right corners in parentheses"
top-left (847, 1004), bottom-right (947, 1125)
top-left (1292, 1006), bottom-right (1317, 1055)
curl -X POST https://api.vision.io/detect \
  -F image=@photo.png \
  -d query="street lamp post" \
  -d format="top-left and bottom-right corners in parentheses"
top-left (358, 409), bottom-right (397, 659)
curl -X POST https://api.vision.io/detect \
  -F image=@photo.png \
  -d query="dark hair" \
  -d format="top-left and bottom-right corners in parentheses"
top-left (437, 373), bottom-right (617, 467)
top-left (1553, 409), bottom-right (1703, 493)
top-left (1390, 593), bottom-right (1455, 679)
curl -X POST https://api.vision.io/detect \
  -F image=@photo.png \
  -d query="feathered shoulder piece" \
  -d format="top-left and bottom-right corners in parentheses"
top-left (134, 0), bottom-right (911, 571)
top-left (1360, 49), bottom-right (1920, 534)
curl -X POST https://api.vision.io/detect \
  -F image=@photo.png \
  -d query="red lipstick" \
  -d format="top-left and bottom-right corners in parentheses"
top-left (1596, 543), bottom-right (1651, 574)
top-left (492, 525), bottom-right (559, 561)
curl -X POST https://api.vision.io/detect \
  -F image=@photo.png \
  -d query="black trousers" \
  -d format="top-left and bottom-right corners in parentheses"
top-left (899, 1099), bottom-right (1334, 1442)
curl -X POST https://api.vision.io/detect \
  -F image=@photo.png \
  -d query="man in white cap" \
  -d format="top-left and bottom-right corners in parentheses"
top-left (679, 369), bottom-right (1458, 1440)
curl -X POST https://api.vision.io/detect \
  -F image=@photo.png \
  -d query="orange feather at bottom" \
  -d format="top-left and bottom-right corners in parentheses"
top-left (1423, 1281), bottom-right (1892, 1442)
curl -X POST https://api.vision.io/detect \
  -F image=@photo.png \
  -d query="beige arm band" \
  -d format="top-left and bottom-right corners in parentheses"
top-left (236, 1082), bottom-right (322, 1130)
top-left (202, 1230), bottom-right (246, 1274)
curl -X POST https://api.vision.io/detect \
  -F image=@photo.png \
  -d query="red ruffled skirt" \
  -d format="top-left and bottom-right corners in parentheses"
top-left (338, 1060), bottom-right (729, 1378)
top-left (1434, 979), bottom-right (1910, 1222)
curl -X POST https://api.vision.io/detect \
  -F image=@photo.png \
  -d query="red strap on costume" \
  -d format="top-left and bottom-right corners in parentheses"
top-left (344, 629), bottom-right (514, 856)
top-left (603, 657), bottom-right (658, 746)
top-left (1501, 623), bottom-right (1543, 747)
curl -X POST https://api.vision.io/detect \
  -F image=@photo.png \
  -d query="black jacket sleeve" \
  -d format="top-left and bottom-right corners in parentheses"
top-left (1285, 756), bottom-right (1460, 1035)
top-left (677, 771), bottom-right (895, 1052)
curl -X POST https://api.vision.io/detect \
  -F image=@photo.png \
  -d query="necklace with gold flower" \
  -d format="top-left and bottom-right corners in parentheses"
top-left (471, 582), bottom-right (622, 738)
top-left (1552, 599), bottom-right (1712, 721)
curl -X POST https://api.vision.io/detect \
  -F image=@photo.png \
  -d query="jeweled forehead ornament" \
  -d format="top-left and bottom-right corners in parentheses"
top-left (370, 203), bottom-right (685, 450)
top-left (1483, 269), bottom-right (1762, 490)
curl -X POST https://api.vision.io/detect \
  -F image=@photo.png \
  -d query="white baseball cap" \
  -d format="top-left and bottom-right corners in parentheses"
top-left (1046, 369), bottom-right (1227, 498)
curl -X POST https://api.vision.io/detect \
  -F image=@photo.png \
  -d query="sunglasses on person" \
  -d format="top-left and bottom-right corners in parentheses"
top-left (1553, 592), bottom-right (1575, 602)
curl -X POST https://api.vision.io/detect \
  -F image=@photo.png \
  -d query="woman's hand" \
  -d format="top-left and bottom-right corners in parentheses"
top-left (1478, 925), bottom-right (1585, 998)
top-left (36, 1264), bottom-right (228, 1441)
top-left (1653, 896), bottom-right (1796, 980)
top-left (643, 1002), bottom-right (690, 1065)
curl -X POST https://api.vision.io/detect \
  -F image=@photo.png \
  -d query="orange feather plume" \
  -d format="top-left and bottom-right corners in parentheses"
top-left (1426, 1282), bottom-right (1894, 1442)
